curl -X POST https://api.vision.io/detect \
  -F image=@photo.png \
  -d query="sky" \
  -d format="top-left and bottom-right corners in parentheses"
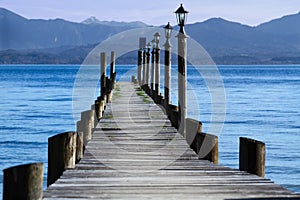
top-left (1, 0), bottom-right (300, 26)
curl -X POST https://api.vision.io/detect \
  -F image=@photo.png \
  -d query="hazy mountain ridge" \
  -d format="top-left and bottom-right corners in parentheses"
top-left (1, 7), bottom-right (300, 64)
top-left (0, 8), bottom-right (147, 50)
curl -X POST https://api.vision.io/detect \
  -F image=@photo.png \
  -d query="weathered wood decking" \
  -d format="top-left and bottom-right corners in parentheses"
top-left (43, 82), bottom-right (300, 200)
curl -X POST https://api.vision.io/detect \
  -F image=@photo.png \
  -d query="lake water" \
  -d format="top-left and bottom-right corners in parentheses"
top-left (0, 65), bottom-right (299, 195)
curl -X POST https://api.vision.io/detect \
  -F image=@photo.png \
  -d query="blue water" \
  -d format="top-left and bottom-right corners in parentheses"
top-left (0, 65), bottom-right (299, 195)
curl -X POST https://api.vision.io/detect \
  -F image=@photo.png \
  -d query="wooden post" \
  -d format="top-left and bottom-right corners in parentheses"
top-left (99, 100), bottom-right (104, 118)
top-left (94, 100), bottom-right (100, 121)
top-left (76, 121), bottom-right (84, 162)
top-left (155, 46), bottom-right (160, 98)
top-left (81, 110), bottom-right (94, 145)
top-left (185, 118), bottom-right (218, 163)
top-left (142, 50), bottom-right (147, 86)
top-left (197, 133), bottom-right (218, 164)
top-left (150, 47), bottom-right (155, 96)
top-left (47, 132), bottom-right (77, 186)
top-left (3, 162), bottom-right (43, 200)
top-left (239, 137), bottom-right (265, 177)
top-left (177, 31), bottom-right (187, 137)
top-left (141, 51), bottom-right (144, 85)
top-left (168, 104), bottom-right (179, 129)
top-left (76, 132), bottom-right (84, 163)
top-left (101, 52), bottom-right (106, 99)
top-left (138, 50), bottom-right (142, 86)
top-left (76, 119), bottom-right (83, 130)
top-left (97, 96), bottom-right (105, 118)
top-left (146, 47), bottom-right (150, 91)
top-left (110, 51), bottom-right (116, 89)
top-left (91, 104), bottom-right (98, 128)
top-left (164, 34), bottom-right (171, 112)
top-left (138, 37), bottom-right (146, 86)
top-left (106, 76), bottom-right (112, 102)
top-left (186, 118), bottom-right (202, 145)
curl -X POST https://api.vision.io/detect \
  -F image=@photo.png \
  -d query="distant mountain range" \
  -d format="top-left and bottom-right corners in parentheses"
top-left (1, 7), bottom-right (300, 64)
top-left (0, 8), bottom-right (148, 50)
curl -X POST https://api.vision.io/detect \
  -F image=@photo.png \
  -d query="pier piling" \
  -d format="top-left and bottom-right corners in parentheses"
top-left (239, 137), bottom-right (266, 177)
top-left (3, 162), bottom-right (43, 200)
top-left (47, 131), bottom-right (77, 186)
top-left (81, 109), bottom-right (94, 145)
top-left (76, 132), bottom-right (84, 163)
top-left (164, 24), bottom-right (172, 113)
top-left (150, 42), bottom-right (155, 96)
top-left (110, 51), bottom-right (116, 89)
top-left (154, 32), bottom-right (160, 101)
top-left (137, 50), bottom-right (142, 86)
top-left (100, 52), bottom-right (107, 99)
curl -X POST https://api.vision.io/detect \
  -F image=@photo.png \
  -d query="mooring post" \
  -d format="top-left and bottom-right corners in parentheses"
top-left (185, 118), bottom-right (218, 164)
top-left (141, 50), bottom-right (144, 85)
top-left (47, 132), bottom-right (77, 186)
top-left (96, 96), bottom-right (105, 119)
top-left (142, 49), bottom-right (147, 86)
top-left (110, 51), bottom-right (116, 89)
top-left (150, 39), bottom-right (156, 97)
top-left (76, 120), bottom-right (83, 144)
top-left (154, 32), bottom-right (161, 101)
top-left (145, 43), bottom-right (151, 93)
top-left (94, 100), bottom-right (100, 121)
top-left (197, 133), bottom-right (218, 164)
top-left (169, 104), bottom-right (179, 129)
top-left (138, 50), bottom-right (142, 86)
top-left (138, 37), bottom-right (146, 86)
top-left (239, 137), bottom-right (265, 177)
top-left (76, 120), bottom-right (83, 134)
top-left (99, 100), bottom-right (104, 118)
top-left (164, 22), bottom-right (172, 112)
top-left (186, 118), bottom-right (202, 145)
top-left (3, 162), bottom-right (44, 200)
top-left (106, 76), bottom-right (113, 102)
top-left (100, 52), bottom-right (107, 99)
top-left (91, 104), bottom-right (98, 128)
top-left (81, 109), bottom-right (94, 145)
top-left (76, 132), bottom-right (84, 163)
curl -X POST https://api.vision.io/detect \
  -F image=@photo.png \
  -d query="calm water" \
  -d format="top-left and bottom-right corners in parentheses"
top-left (0, 65), bottom-right (299, 195)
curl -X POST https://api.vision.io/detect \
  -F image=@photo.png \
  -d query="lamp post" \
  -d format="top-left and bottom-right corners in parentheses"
top-left (154, 32), bottom-right (161, 99)
top-left (175, 3), bottom-right (188, 136)
top-left (164, 22), bottom-right (172, 112)
top-left (150, 38), bottom-right (156, 96)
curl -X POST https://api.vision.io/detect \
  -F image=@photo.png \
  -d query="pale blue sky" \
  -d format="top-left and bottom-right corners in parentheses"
top-left (1, 0), bottom-right (300, 26)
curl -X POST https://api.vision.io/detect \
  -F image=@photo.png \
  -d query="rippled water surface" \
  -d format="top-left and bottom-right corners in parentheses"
top-left (0, 65), bottom-right (299, 195)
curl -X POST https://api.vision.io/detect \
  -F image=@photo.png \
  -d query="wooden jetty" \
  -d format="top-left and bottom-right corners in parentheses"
top-left (43, 81), bottom-right (300, 200)
top-left (3, 5), bottom-right (300, 199)
top-left (3, 37), bottom-right (300, 199)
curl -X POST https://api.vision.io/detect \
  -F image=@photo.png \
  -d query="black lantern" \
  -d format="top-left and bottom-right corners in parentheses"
top-left (164, 22), bottom-right (173, 39)
top-left (174, 3), bottom-right (188, 33)
top-left (154, 32), bottom-right (160, 48)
